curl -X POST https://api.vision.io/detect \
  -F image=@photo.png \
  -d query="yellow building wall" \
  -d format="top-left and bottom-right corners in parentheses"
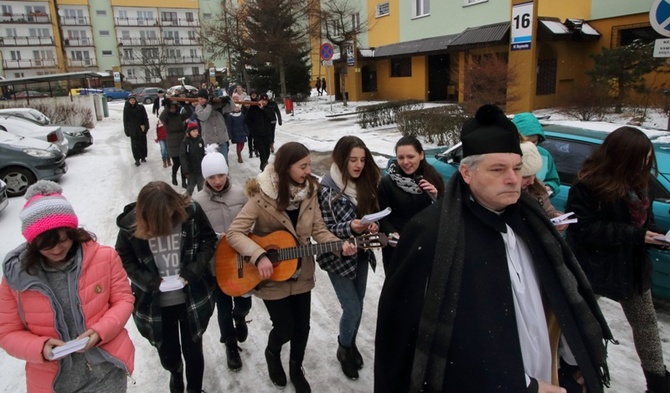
top-left (110, 0), bottom-right (199, 8)
top-left (375, 56), bottom-right (427, 101)
top-left (538, 0), bottom-right (590, 20)
top-left (367, 0), bottom-right (399, 47)
top-left (57, 0), bottom-right (88, 5)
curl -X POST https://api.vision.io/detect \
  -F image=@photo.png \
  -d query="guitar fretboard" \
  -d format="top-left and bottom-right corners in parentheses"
top-left (272, 239), bottom-right (354, 262)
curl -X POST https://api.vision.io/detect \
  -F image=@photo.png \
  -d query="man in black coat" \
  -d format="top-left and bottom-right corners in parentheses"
top-left (244, 93), bottom-right (275, 171)
top-left (375, 105), bottom-right (613, 393)
top-left (123, 95), bottom-right (150, 166)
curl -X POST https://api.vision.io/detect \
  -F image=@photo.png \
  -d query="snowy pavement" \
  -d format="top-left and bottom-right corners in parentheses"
top-left (0, 96), bottom-right (668, 392)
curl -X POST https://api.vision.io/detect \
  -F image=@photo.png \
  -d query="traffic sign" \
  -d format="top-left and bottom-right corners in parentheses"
top-left (651, 0), bottom-right (670, 38)
top-left (320, 43), bottom-right (334, 61)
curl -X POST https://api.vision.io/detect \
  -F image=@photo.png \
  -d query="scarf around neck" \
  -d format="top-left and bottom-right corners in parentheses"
top-left (388, 160), bottom-right (422, 195)
top-left (330, 163), bottom-right (358, 206)
top-left (257, 164), bottom-right (310, 211)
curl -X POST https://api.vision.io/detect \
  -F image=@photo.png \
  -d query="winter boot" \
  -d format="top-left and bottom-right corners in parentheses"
top-left (337, 342), bottom-right (359, 380)
top-left (265, 347), bottom-right (286, 387)
top-left (289, 359), bottom-right (311, 393)
top-left (134, 159), bottom-right (140, 167)
top-left (351, 341), bottom-right (363, 369)
top-left (234, 317), bottom-right (248, 343)
top-left (169, 365), bottom-right (185, 393)
top-left (163, 159), bottom-right (168, 168)
top-left (225, 337), bottom-right (242, 371)
top-left (141, 158), bottom-right (147, 163)
top-left (171, 173), bottom-right (178, 186)
top-left (237, 151), bottom-right (243, 164)
top-left (645, 368), bottom-right (670, 393)
top-left (167, 157), bottom-right (172, 166)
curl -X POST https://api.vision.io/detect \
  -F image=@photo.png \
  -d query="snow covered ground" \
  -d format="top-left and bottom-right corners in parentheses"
top-left (0, 94), bottom-right (669, 392)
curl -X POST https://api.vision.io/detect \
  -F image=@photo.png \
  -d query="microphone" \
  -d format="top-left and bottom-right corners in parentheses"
top-left (415, 175), bottom-right (437, 203)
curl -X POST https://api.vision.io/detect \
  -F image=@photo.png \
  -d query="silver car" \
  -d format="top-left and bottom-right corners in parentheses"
top-left (0, 115), bottom-right (69, 155)
top-left (0, 108), bottom-right (92, 154)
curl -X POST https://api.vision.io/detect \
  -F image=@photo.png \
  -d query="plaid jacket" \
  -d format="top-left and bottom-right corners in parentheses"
top-left (317, 177), bottom-right (376, 278)
top-left (115, 201), bottom-right (217, 348)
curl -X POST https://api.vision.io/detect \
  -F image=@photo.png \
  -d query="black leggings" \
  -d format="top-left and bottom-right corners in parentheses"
top-left (157, 304), bottom-right (204, 392)
top-left (171, 156), bottom-right (184, 179)
top-left (263, 291), bottom-right (311, 364)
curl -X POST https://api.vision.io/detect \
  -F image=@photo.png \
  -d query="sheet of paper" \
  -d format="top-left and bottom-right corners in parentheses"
top-left (654, 229), bottom-right (670, 243)
top-left (550, 212), bottom-right (578, 226)
top-left (360, 207), bottom-right (392, 225)
top-left (159, 275), bottom-right (185, 292)
top-left (50, 336), bottom-right (90, 360)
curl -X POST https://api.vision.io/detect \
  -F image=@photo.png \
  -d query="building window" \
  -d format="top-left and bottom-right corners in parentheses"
top-left (99, 30), bottom-right (109, 36)
top-left (191, 66), bottom-right (199, 76)
top-left (352, 12), bottom-right (360, 30)
top-left (361, 65), bottom-right (377, 92)
top-left (161, 12), bottom-right (177, 22)
top-left (102, 50), bottom-right (112, 56)
top-left (376, 2), bottom-right (390, 18)
top-left (186, 12), bottom-right (194, 22)
top-left (203, 13), bottom-right (212, 20)
top-left (331, 20), bottom-right (342, 36)
top-left (390, 57), bottom-right (411, 77)
top-left (96, 10), bottom-right (106, 16)
top-left (413, 0), bottom-right (429, 17)
top-left (463, 0), bottom-right (487, 6)
top-left (168, 67), bottom-right (183, 76)
top-left (619, 26), bottom-right (661, 46)
top-left (536, 58), bottom-right (557, 96)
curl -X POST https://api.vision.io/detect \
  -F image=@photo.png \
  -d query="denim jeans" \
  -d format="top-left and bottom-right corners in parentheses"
top-left (214, 285), bottom-right (252, 341)
top-left (327, 255), bottom-right (369, 347)
top-left (218, 141), bottom-right (229, 165)
top-left (158, 140), bottom-right (168, 160)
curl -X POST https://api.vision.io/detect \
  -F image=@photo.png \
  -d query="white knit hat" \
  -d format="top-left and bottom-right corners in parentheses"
top-left (201, 144), bottom-right (229, 178)
top-left (520, 141), bottom-right (542, 177)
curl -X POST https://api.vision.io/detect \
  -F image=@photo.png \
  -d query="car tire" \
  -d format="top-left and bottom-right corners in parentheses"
top-left (107, 96), bottom-right (113, 102)
top-left (144, 97), bottom-right (153, 105)
top-left (0, 166), bottom-right (36, 197)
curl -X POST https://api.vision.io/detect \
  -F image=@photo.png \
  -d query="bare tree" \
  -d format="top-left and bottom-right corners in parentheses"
top-left (311, 0), bottom-right (370, 106)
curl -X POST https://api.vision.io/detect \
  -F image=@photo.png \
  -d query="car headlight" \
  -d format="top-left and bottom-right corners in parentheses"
top-left (23, 148), bottom-right (57, 158)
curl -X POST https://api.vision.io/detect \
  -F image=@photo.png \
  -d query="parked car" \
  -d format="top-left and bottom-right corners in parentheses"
top-left (0, 179), bottom-right (7, 212)
top-left (0, 131), bottom-right (67, 197)
top-left (131, 87), bottom-right (162, 104)
top-left (102, 87), bottom-right (131, 101)
top-left (0, 115), bottom-right (69, 155)
top-left (411, 120), bottom-right (670, 299)
top-left (77, 88), bottom-right (103, 96)
top-left (166, 84), bottom-right (198, 97)
top-left (0, 108), bottom-right (93, 154)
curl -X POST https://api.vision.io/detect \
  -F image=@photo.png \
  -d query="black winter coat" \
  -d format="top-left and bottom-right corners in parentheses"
top-left (123, 100), bottom-right (149, 138)
top-left (244, 105), bottom-right (274, 137)
top-left (160, 107), bottom-right (189, 157)
top-left (566, 180), bottom-right (662, 300)
top-left (180, 135), bottom-right (205, 176)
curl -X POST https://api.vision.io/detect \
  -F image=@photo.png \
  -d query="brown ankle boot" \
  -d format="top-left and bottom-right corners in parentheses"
top-left (237, 152), bottom-right (243, 163)
top-left (162, 159), bottom-right (168, 168)
top-left (167, 157), bottom-right (172, 166)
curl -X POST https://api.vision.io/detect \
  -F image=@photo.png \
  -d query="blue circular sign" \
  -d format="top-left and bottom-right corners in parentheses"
top-left (320, 43), bottom-right (334, 61)
top-left (651, 0), bottom-right (670, 38)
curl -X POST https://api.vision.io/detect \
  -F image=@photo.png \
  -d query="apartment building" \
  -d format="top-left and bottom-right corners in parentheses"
top-left (0, 0), bottom-right (225, 85)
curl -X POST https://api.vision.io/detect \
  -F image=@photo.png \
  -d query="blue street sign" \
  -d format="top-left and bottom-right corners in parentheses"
top-left (651, 0), bottom-right (670, 38)
top-left (320, 43), bottom-right (334, 61)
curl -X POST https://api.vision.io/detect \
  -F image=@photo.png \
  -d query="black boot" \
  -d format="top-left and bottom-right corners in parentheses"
top-left (134, 159), bottom-right (140, 167)
top-left (169, 365), bottom-right (184, 393)
top-left (235, 317), bottom-right (248, 343)
top-left (171, 174), bottom-right (178, 186)
top-left (289, 359), bottom-right (311, 393)
top-left (645, 368), bottom-right (670, 393)
top-left (265, 347), bottom-right (286, 387)
top-left (351, 341), bottom-right (363, 370)
top-left (181, 175), bottom-right (187, 189)
top-left (337, 342), bottom-right (359, 380)
top-left (225, 337), bottom-right (242, 371)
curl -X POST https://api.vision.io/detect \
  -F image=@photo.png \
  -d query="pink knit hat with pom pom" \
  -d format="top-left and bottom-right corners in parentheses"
top-left (20, 180), bottom-right (78, 243)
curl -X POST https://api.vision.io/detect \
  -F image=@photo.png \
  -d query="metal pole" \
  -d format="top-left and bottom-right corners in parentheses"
top-left (328, 67), bottom-right (332, 112)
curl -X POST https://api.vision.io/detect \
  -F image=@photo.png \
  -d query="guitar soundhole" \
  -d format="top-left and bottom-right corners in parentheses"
top-left (266, 248), bottom-right (280, 264)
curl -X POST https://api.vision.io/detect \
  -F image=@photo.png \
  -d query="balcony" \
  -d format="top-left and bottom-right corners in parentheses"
top-left (115, 17), bottom-right (159, 27)
top-left (67, 58), bottom-right (97, 68)
top-left (64, 37), bottom-right (93, 47)
top-left (3, 58), bottom-right (58, 69)
top-left (1, 12), bottom-right (51, 24)
top-left (118, 37), bottom-right (162, 46)
top-left (166, 56), bottom-right (203, 64)
top-left (120, 56), bottom-right (203, 66)
top-left (60, 16), bottom-right (90, 26)
top-left (0, 36), bottom-right (54, 46)
top-left (159, 18), bottom-right (200, 27)
top-left (162, 37), bottom-right (201, 46)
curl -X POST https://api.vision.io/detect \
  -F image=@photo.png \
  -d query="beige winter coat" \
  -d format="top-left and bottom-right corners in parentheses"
top-left (226, 178), bottom-right (340, 300)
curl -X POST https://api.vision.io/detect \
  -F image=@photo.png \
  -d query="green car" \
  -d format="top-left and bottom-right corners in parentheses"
top-left (422, 121), bottom-right (670, 299)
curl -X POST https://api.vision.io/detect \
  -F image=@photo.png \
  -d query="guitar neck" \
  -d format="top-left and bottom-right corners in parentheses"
top-left (272, 239), bottom-right (351, 262)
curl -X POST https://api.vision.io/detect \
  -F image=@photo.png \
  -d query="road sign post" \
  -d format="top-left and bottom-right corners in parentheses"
top-left (320, 43), bottom-right (335, 111)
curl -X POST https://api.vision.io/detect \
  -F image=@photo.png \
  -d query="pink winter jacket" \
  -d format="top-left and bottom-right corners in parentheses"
top-left (0, 241), bottom-right (135, 393)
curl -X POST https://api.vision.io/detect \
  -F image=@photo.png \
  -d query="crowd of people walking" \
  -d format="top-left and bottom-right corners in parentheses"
top-left (2, 94), bottom-right (670, 393)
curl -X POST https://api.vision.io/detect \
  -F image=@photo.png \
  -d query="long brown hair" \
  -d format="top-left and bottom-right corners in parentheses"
top-left (273, 142), bottom-right (319, 211)
top-left (578, 126), bottom-right (657, 201)
top-left (134, 181), bottom-right (190, 239)
top-left (24, 227), bottom-right (94, 275)
top-left (331, 136), bottom-right (380, 216)
top-left (395, 135), bottom-right (446, 197)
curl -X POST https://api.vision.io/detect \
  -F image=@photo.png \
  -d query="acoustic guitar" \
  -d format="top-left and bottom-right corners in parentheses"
top-left (216, 230), bottom-right (387, 297)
